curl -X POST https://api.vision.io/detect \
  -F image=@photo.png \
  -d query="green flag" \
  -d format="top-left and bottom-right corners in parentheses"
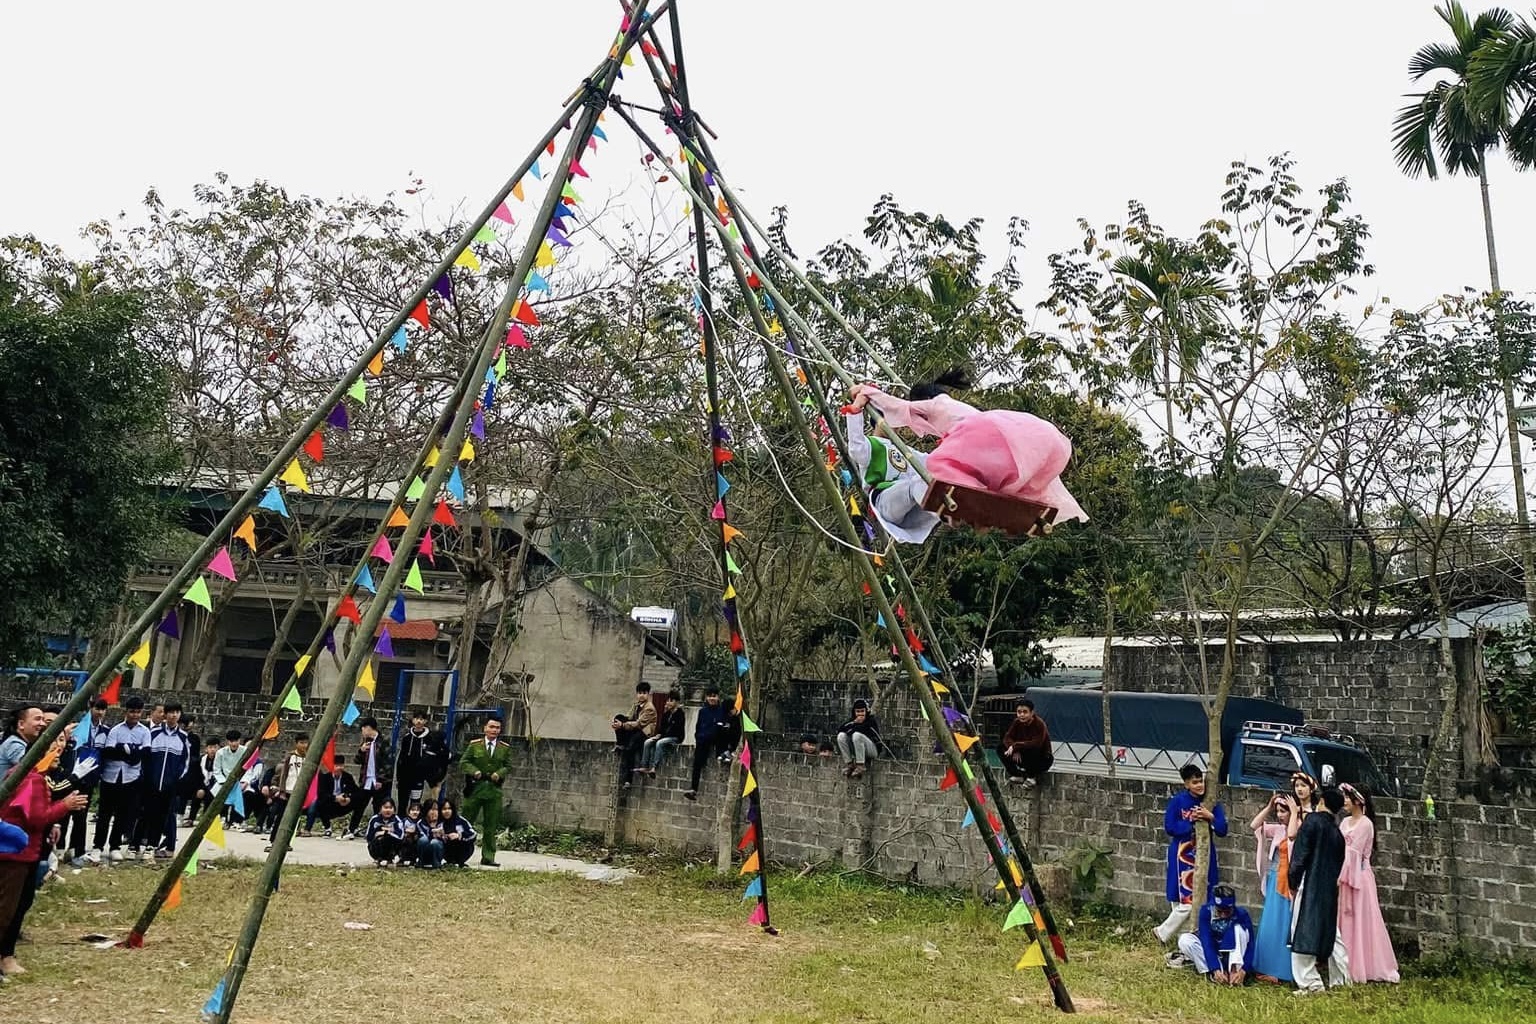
top-left (281, 685), bottom-right (303, 713)
top-left (183, 576), bottom-right (213, 611)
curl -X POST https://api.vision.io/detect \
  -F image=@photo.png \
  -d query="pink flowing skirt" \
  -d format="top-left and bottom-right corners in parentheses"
top-left (924, 411), bottom-right (1087, 523)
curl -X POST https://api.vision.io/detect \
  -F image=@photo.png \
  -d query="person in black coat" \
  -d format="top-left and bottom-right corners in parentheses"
top-left (1286, 786), bottom-right (1351, 992)
top-left (684, 688), bottom-right (739, 800)
top-left (303, 759), bottom-right (360, 837)
top-left (395, 712), bottom-right (451, 807)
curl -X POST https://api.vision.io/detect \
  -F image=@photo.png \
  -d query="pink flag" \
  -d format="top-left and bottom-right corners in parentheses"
top-left (419, 530), bottom-right (435, 565)
top-left (243, 748), bottom-right (262, 771)
top-left (492, 202), bottom-right (515, 224)
top-left (739, 742), bottom-right (752, 772)
top-left (370, 535), bottom-right (394, 564)
top-left (710, 500), bottom-right (726, 521)
top-left (207, 547), bottom-right (238, 581)
top-left (570, 160), bottom-right (590, 179)
top-left (506, 324), bottom-right (530, 349)
top-left (303, 774), bottom-right (319, 809)
top-left (747, 902), bottom-right (768, 926)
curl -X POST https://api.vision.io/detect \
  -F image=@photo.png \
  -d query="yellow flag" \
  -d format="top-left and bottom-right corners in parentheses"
top-left (849, 495), bottom-right (860, 516)
top-left (367, 349), bottom-right (384, 375)
top-left (294, 654), bottom-right (312, 678)
top-left (742, 770), bottom-right (757, 798)
top-left (955, 733), bottom-right (980, 753)
top-left (459, 439), bottom-right (476, 463)
top-left (280, 459), bottom-right (310, 493)
top-left (206, 815), bottom-right (227, 849)
top-left (723, 584), bottom-right (736, 600)
top-left (930, 679), bottom-right (950, 695)
top-left (233, 514), bottom-right (258, 553)
top-left (739, 851), bottom-right (760, 874)
top-left (357, 660), bottom-right (376, 698)
top-left (535, 241), bottom-right (556, 269)
top-left (128, 639), bottom-right (151, 670)
top-left (425, 446), bottom-right (440, 469)
top-left (453, 249), bottom-right (482, 272)
top-left (512, 180), bottom-right (525, 202)
top-left (1015, 943), bottom-right (1046, 970)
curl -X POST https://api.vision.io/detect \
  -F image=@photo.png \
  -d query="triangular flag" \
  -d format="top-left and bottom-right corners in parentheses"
top-left (233, 515), bottom-right (257, 553)
top-left (406, 476), bottom-right (426, 501)
top-left (225, 785), bottom-right (245, 816)
top-left (303, 773), bottom-right (319, 810)
top-left (202, 980), bottom-right (227, 1017)
top-left (742, 771), bottom-right (757, 798)
top-left (185, 849), bottom-right (199, 877)
top-left (357, 660), bottom-right (376, 697)
top-left (419, 530), bottom-right (435, 564)
top-left (735, 654), bottom-right (750, 676)
top-left (302, 431), bottom-right (324, 463)
top-left (102, 673), bottom-right (122, 704)
top-left (525, 271), bottom-right (550, 294)
top-left (72, 714), bottom-right (92, 748)
top-left (474, 224), bottom-right (498, 242)
top-left (347, 378), bottom-right (367, 405)
top-left (1015, 944), bottom-right (1047, 970)
top-left (717, 475), bottom-right (730, 499)
top-left (722, 523), bottom-right (743, 543)
top-left (432, 501), bottom-right (458, 528)
top-left (931, 679), bottom-right (950, 695)
top-left (748, 902), bottom-right (768, 927)
top-left (514, 301), bottom-right (541, 327)
top-left (710, 500), bottom-right (726, 520)
top-left (262, 716), bottom-right (280, 740)
top-left (939, 767), bottom-right (959, 791)
top-left (492, 202), bottom-right (515, 224)
top-left (390, 594), bottom-right (407, 624)
top-left (955, 733), bottom-right (981, 753)
top-left (454, 249), bottom-right (482, 272)
top-left (742, 876), bottom-right (764, 899)
top-left (512, 179), bottom-right (526, 201)
top-left (367, 349), bottom-right (384, 376)
top-left (409, 299), bottom-right (429, 328)
top-left (404, 560), bottom-right (425, 594)
top-left (740, 851), bottom-right (760, 874)
top-left (294, 654), bottom-right (312, 679)
top-left (206, 815), bottom-right (226, 849)
top-left (327, 403), bottom-right (350, 431)
top-left (737, 826), bottom-right (757, 852)
top-left (320, 737), bottom-right (337, 773)
top-left (446, 466), bottom-right (466, 502)
top-left (459, 438), bottom-right (476, 462)
top-left (165, 879), bottom-right (182, 911)
top-left (534, 242), bottom-right (557, 269)
top-left (157, 609), bottom-right (180, 639)
top-left (355, 565), bottom-right (377, 594)
top-left (961, 809), bottom-right (976, 829)
top-left (370, 535), bottom-right (395, 563)
top-left (184, 577), bottom-right (213, 611)
top-left (1004, 900), bottom-right (1031, 931)
top-left (725, 553), bottom-right (742, 575)
top-left (561, 183), bottom-right (582, 203)
top-left (336, 595), bottom-right (362, 624)
top-left (258, 486), bottom-right (289, 518)
top-left (733, 688), bottom-right (744, 713)
top-left (207, 547), bottom-right (237, 581)
top-left (723, 583), bottom-right (737, 601)
top-left (570, 160), bottom-right (590, 178)
top-left (376, 628), bottom-right (395, 658)
top-left (281, 685), bottom-right (303, 712)
top-left (919, 654), bottom-right (940, 675)
top-left (470, 408), bottom-right (486, 439)
top-left (740, 712), bottom-right (760, 733)
top-left (493, 350), bottom-right (507, 379)
top-left (390, 326), bottom-right (408, 353)
top-left (343, 700), bottom-right (361, 727)
top-left (280, 458), bottom-right (310, 493)
top-left (740, 743), bottom-right (753, 771)
top-left (387, 506), bottom-right (410, 528)
top-left (506, 324), bottom-right (530, 350)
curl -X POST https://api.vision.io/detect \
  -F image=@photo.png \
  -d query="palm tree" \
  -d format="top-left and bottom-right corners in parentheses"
top-left (1109, 239), bottom-right (1229, 465)
top-left (1469, 10), bottom-right (1536, 167)
top-left (1392, 1), bottom-right (1536, 617)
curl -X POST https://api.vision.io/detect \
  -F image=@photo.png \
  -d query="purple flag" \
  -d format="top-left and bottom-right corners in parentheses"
top-left (547, 226), bottom-right (572, 248)
top-left (158, 609), bottom-right (179, 639)
top-left (433, 274), bottom-right (453, 301)
top-left (323, 629), bottom-right (336, 654)
top-left (375, 628), bottom-right (395, 659)
top-left (471, 409), bottom-right (485, 440)
top-left (327, 403), bottom-right (349, 431)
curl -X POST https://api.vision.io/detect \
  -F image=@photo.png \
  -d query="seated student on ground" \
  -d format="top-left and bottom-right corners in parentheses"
top-left (835, 699), bottom-right (882, 778)
top-left (417, 801), bottom-right (446, 869)
top-left (638, 692), bottom-right (685, 778)
top-left (303, 757), bottom-right (359, 837)
top-left (397, 801), bottom-right (424, 866)
top-left (999, 699), bottom-right (1054, 786)
top-left (236, 758), bottom-right (270, 831)
top-left (438, 799), bottom-right (476, 868)
top-left (1176, 884), bottom-right (1256, 986)
top-left (184, 740), bottom-right (219, 826)
top-left (365, 799), bottom-right (405, 867)
top-left (263, 735), bottom-right (308, 837)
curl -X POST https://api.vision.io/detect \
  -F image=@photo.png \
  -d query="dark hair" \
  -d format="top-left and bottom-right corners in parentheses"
top-left (359, 716), bottom-right (379, 730)
top-left (92, 698), bottom-right (109, 711)
top-left (225, 729), bottom-right (242, 742)
top-left (331, 754), bottom-right (347, 766)
top-left (124, 696), bottom-right (145, 711)
top-left (294, 733), bottom-right (310, 744)
top-left (5, 703), bottom-right (43, 736)
top-left (664, 691), bottom-right (679, 701)
top-left (411, 710), bottom-right (428, 721)
top-left (852, 699), bottom-right (869, 712)
top-left (907, 367), bottom-right (971, 401)
top-left (703, 687), bottom-right (720, 697)
top-left (1016, 699), bottom-right (1035, 711)
top-left (42, 704), bottom-right (63, 715)
top-left (165, 702), bottom-right (183, 714)
top-left (818, 742), bottom-right (835, 754)
top-left (1320, 786), bottom-right (1346, 814)
top-left (380, 798), bottom-right (396, 810)
top-left (1179, 763), bottom-right (1204, 782)
top-left (800, 734), bottom-right (819, 746)
top-left (636, 682), bottom-right (652, 694)
top-left (406, 801), bottom-right (422, 814)
top-left (182, 713), bottom-right (193, 723)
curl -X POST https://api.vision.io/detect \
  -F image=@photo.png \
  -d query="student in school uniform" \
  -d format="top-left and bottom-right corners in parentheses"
top-left (93, 696), bottom-right (151, 862)
top-left (365, 799), bottom-right (405, 867)
top-left (136, 702), bottom-right (193, 860)
top-left (438, 799), bottom-right (477, 868)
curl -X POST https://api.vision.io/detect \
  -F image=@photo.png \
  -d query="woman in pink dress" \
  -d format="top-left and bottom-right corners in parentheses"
top-left (846, 370), bottom-right (1087, 524)
top-left (1337, 783), bottom-right (1399, 983)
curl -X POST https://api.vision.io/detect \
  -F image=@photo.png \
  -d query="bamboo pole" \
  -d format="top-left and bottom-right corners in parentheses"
top-left (207, 19), bottom-right (651, 1021)
top-left (611, 103), bottom-right (1073, 1011)
top-left (125, 341), bottom-right (484, 944)
top-left (0, 63), bottom-right (611, 810)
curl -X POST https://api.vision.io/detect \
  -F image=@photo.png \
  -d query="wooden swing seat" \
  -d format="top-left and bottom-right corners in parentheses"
top-left (920, 479), bottom-right (1057, 538)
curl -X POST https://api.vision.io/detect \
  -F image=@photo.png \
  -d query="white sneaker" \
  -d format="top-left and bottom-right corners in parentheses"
top-left (140, 849), bottom-right (156, 863)
top-left (85, 849), bottom-right (102, 865)
top-left (341, 831), bottom-right (356, 841)
top-left (105, 849), bottom-right (121, 863)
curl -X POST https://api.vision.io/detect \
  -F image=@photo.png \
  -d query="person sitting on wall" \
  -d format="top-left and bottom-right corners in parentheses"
top-left (684, 688), bottom-right (739, 801)
top-left (1175, 884), bottom-right (1256, 985)
top-left (835, 700), bottom-right (882, 779)
top-left (637, 692), bottom-right (685, 778)
top-left (613, 682), bottom-right (657, 788)
top-left (999, 699), bottom-right (1054, 787)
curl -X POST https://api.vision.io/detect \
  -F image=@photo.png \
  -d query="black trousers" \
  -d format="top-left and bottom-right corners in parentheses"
top-left (689, 733), bottom-right (732, 791)
top-left (367, 835), bottom-right (401, 863)
top-left (618, 731), bottom-right (646, 781)
top-left (0, 858), bottom-right (40, 957)
top-left (444, 837), bottom-right (475, 866)
top-left (93, 779), bottom-right (142, 851)
top-left (348, 787), bottom-right (389, 832)
top-left (63, 801), bottom-right (91, 860)
top-left (137, 788), bottom-right (177, 850)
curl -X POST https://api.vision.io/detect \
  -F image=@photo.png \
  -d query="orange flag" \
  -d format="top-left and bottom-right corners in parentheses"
top-left (367, 349), bottom-right (384, 376)
top-left (512, 180), bottom-right (525, 202)
top-left (955, 733), bottom-right (981, 753)
top-left (387, 506), bottom-right (410, 529)
top-left (739, 851), bottom-right (760, 875)
top-left (233, 515), bottom-right (258, 553)
top-left (165, 879), bottom-right (183, 911)
top-left (262, 717), bottom-right (280, 741)
top-left (722, 523), bottom-right (744, 544)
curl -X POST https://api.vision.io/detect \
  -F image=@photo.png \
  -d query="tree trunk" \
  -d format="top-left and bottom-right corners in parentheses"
top-left (259, 574), bottom-right (310, 693)
top-left (1161, 334), bottom-right (1178, 465)
top-left (1478, 153), bottom-right (1536, 619)
top-left (1102, 592), bottom-right (1115, 778)
top-left (1419, 558), bottom-right (1459, 800)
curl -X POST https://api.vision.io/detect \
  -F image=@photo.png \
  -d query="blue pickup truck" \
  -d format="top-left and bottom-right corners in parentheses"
top-left (981, 688), bottom-right (1397, 795)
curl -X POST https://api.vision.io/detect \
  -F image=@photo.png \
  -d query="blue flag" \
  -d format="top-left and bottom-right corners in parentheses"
top-left (446, 466), bottom-right (466, 502)
top-left (390, 594), bottom-right (407, 624)
top-left (342, 701), bottom-right (361, 727)
top-left (742, 876), bottom-right (764, 899)
top-left (390, 326), bottom-right (408, 353)
top-left (735, 654), bottom-right (750, 677)
top-left (355, 566), bottom-right (376, 594)
top-left (202, 979), bottom-right (227, 1017)
top-left (257, 486), bottom-right (289, 518)
top-left (226, 786), bottom-right (245, 817)
top-left (717, 475), bottom-right (730, 499)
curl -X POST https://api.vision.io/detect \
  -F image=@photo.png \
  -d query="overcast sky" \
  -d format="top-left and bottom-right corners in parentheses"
top-left (7, 0), bottom-right (1533, 317)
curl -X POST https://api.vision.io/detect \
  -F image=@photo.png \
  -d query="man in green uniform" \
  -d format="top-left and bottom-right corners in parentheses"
top-left (459, 717), bottom-right (513, 867)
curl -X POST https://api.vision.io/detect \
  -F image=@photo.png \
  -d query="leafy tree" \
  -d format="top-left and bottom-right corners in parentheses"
top-left (0, 246), bottom-right (175, 666)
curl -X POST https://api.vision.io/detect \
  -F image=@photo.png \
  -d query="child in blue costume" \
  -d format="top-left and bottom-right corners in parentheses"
top-left (1176, 884), bottom-right (1256, 984)
top-left (1155, 763), bottom-right (1229, 953)
top-left (1249, 793), bottom-right (1295, 981)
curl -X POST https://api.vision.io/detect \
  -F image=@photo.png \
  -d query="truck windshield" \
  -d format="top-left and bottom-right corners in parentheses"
top-left (1301, 743), bottom-right (1392, 795)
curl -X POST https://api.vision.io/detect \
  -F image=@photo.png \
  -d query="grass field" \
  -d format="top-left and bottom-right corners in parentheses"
top-left (8, 859), bottom-right (1532, 1023)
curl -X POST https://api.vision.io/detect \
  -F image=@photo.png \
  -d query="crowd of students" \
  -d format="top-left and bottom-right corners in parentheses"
top-left (1156, 764), bottom-right (1400, 993)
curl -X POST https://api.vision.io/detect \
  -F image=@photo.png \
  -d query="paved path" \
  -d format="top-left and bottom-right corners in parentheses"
top-left (196, 826), bottom-right (633, 883)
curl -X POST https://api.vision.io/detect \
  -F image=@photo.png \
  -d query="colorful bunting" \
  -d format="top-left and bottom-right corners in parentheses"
top-left (165, 879), bottom-right (182, 911)
top-left (347, 378), bottom-right (367, 405)
top-left (355, 565), bottom-right (377, 594)
top-left (367, 349), bottom-right (384, 376)
top-left (525, 271), bottom-right (550, 294)
top-left (492, 202), bottom-right (515, 224)
top-left (725, 553), bottom-right (742, 575)
top-left (404, 560), bottom-right (425, 594)
top-left (281, 685), bottom-right (303, 712)
top-left (206, 815), bottom-right (226, 849)
top-left (320, 737), bottom-right (337, 773)
top-left (513, 300), bottom-right (541, 327)
top-left (735, 654), bottom-right (750, 676)
top-left (1004, 900), bottom-right (1031, 931)
top-left (327, 403), bottom-right (350, 431)
top-left (185, 849), bottom-right (199, 876)
top-left (737, 826), bottom-right (757, 851)
top-left (512, 180), bottom-right (526, 202)
top-left (570, 160), bottom-right (590, 179)
top-left (459, 438), bottom-right (476, 462)
top-left (302, 431), bottom-right (324, 463)
top-left (391, 326), bottom-right (408, 353)
top-left (202, 979), bottom-right (228, 1017)
top-left (742, 771), bottom-right (758, 798)
top-left (184, 576), bottom-right (213, 611)
top-left (387, 506), bottom-right (410, 528)
top-left (454, 249), bottom-right (482, 272)
top-left (405, 476), bottom-right (427, 501)
top-left (722, 523), bottom-right (743, 543)
top-left (474, 224), bottom-right (498, 243)
top-left (717, 475), bottom-right (731, 499)
top-left (375, 628), bottom-right (395, 658)
top-left (262, 716), bottom-right (280, 740)
top-left (225, 785), bottom-right (245, 816)
top-left (280, 458), bottom-right (310, 493)
top-left (955, 733), bottom-right (981, 753)
top-left (1015, 944), bottom-right (1046, 970)
top-left (336, 594), bottom-right (362, 624)
top-left (710, 500), bottom-right (726, 520)
top-left (258, 486), bottom-right (289, 518)
top-left (939, 766), bottom-right (959, 791)
top-left (740, 712), bottom-right (760, 733)
top-left (470, 408), bottom-right (486, 439)
top-left (390, 594), bottom-right (408, 623)
top-left (370, 535), bottom-right (395, 564)
top-left (446, 466), bottom-right (466, 502)
top-left (294, 654), bottom-right (312, 678)
top-left (158, 610), bottom-right (180, 639)
top-left (433, 274), bottom-right (453, 301)
top-left (357, 660), bottom-right (376, 697)
top-left (748, 902), bottom-right (768, 927)
top-left (409, 299), bottom-right (429, 328)
top-left (419, 530), bottom-right (435, 564)
top-left (102, 673), bottom-right (122, 704)
top-left (432, 500), bottom-right (458, 528)
top-left (342, 700), bottom-right (361, 727)
top-left (303, 773), bottom-right (319, 810)
top-left (723, 583), bottom-right (736, 601)
top-left (742, 876), bottom-right (764, 899)
top-left (234, 515), bottom-right (258, 553)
